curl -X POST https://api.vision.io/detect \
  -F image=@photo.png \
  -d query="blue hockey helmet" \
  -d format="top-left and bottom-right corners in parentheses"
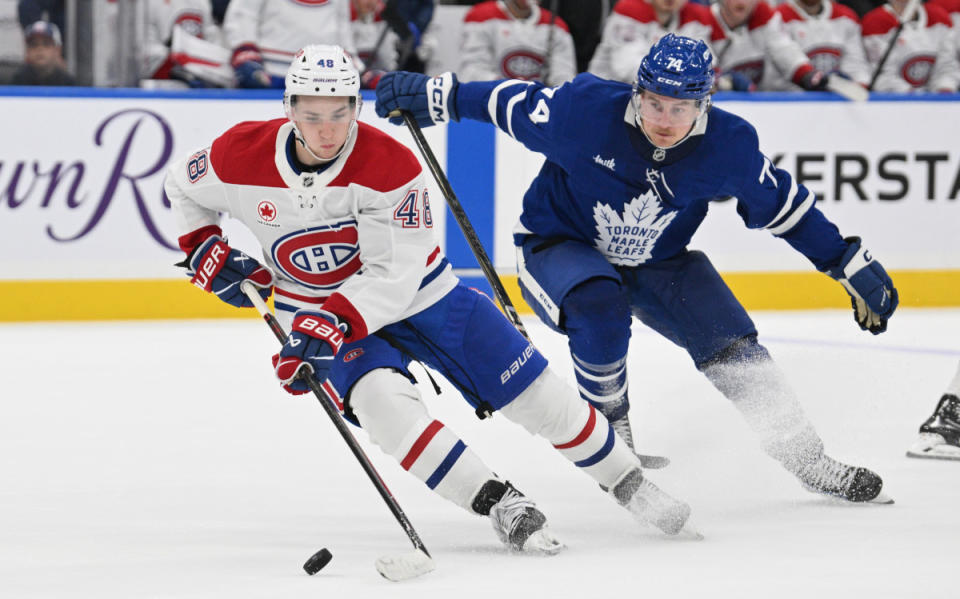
top-left (635, 34), bottom-right (714, 100)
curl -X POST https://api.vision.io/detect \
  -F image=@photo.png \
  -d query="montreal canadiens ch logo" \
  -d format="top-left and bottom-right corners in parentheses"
top-left (257, 200), bottom-right (277, 222)
top-left (271, 221), bottom-right (362, 289)
top-left (501, 50), bottom-right (544, 80)
top-left (901, 55), bottom-right (934, 87)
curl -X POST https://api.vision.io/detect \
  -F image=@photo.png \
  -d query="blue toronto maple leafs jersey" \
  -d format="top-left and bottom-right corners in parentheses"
top-left (453, 73), bottom-right (848, 270)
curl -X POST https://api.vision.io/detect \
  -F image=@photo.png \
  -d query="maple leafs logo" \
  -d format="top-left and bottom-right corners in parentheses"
top-left (593, 191), bottom-right (677, 266)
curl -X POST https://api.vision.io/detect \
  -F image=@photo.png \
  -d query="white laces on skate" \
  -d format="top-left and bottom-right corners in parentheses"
top-left (489, 488), bottom-right (564, 554)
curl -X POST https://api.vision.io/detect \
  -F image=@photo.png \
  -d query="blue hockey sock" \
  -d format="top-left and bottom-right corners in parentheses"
top-left (572, 355), bottom-right (629, 421)
top-left (562, 278), bottom-right (631, 419)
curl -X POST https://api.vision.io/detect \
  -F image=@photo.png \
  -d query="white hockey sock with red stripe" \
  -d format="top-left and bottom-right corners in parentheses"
top-left (350, 368), bottom-right (493, 511)
top-left (500, 368), bottom-right (639, 489)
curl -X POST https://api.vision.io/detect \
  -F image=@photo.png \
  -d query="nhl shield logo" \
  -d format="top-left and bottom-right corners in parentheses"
top-left (653, 148), bottom-right (666, 162)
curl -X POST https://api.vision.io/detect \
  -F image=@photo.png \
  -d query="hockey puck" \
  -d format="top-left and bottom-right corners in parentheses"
top-left (303, 548), bottom-right (333, 575)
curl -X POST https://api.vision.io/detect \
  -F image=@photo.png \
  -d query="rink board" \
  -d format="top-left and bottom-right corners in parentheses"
top-left (1, 88), bottom-right (958, 321)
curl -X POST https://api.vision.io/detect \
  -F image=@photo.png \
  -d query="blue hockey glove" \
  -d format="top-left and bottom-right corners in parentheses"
top-left (273, 310), bottom-right (346, 395)
top-left (231, 44), bottom-right (270, 89)
top-left (186, 235), bottom-right (273, 308)
top-left (823, 237), bottom-right (898, 334)
top-left (375, 71), bottom-right (459, 126)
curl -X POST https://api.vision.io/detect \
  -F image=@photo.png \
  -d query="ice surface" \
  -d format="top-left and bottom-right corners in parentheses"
top-left (2, 309), bottom-right (958, 598)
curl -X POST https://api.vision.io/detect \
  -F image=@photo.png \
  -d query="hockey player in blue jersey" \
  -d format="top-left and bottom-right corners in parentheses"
top-left (375, 33), bottom-right (898, 503)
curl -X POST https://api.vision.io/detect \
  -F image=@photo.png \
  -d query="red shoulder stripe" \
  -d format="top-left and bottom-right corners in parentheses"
top-left (925, 4), bottom-right (953, 27)
top-left (613, 0), bottom-right (656, 23)
top-left (748, 1), bottom-right (776, 30)
top-left (830, 3), bottom-right (860, 23)
top-left (464, 1), bottom-right (508, 23)
top-left (777, 3), bottom-right (803, 23)
top-left (328, 123), bottom-right (423, 192)
top-left (210, 119), bottom-right (287, 188)
top-left (861, 7), bottom-right (898, 36)
top-left (680, 2), bottom-right (713, 26)
top-left (540, 9), bottom-right (571, 33)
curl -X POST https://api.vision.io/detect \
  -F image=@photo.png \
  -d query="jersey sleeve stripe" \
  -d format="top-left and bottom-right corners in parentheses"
top-left (768, 191), bottom-right (815, 236)
top-left (504, 89), bottom-right (530, 138)
top-left (487, 80), bottom-right (523, 128)
top-left (763, 175), bottom-right (799, 229)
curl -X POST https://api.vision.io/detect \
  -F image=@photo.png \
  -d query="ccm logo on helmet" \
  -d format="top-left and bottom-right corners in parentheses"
top-left (271, 221), bottom-right (362, 289)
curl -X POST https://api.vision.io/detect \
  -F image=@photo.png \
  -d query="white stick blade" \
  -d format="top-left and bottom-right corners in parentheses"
top-left (374, 550), bottom-right (435, 582)
top-left (827, 76), bottom-right (869, 102)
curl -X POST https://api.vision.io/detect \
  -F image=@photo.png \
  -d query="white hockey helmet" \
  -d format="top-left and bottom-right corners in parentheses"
top-left (283, 45), bottom-right (362, 161)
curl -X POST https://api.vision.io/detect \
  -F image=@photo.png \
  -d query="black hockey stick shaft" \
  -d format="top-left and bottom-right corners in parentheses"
top-left (398, 111), bottom-right (529, 340)
top-left (867, 0), bottom-right (919, 91)
top-left (240, 282), bottom-right (430, 558)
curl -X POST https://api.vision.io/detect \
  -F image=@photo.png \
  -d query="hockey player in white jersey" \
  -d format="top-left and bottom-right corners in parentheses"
top-left (376, 34), bottom-right (897, 505)
top-left (588, 0), bottom-right (715, 83)
top-left (142, 0), bottom-right (221, 83)
top-left (223, 0), bottom-right (360, 88)
top-left (907, 361), bottom-right (960, 460)
top-left (772, 0), bottom-right (872, 89)
top-left (459, 0), bottom-right (577, 87)
top-left (862, 0), bottom-right (957, 92)
top-left (165, 45), bottom-right (696, 552)
top-left (709, 0), bottom-right (832, 91)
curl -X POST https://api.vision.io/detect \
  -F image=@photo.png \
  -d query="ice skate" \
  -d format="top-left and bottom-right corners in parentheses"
top-left (906, 394), bottom-right (960, 461)
top-left (610, 468), bottom-right (696, 537)
top-left (795, 454), bottom-right (891, 504)
top-left (602, 408), bottom-right (670, 469)
top-left (489, 483), bottom-right (565, 555)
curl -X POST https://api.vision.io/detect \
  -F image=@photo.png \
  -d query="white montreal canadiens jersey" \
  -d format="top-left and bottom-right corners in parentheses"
top-left (222, 0), bottom-right (359, 77)
top-left (862, 3), bottom-right (956, 92)
top-left (165, 119), bottom-right (457, 341)
top-left (351, 4), bottom-right (400, 72)
top-left (771, 0), bottom-right (871, 88)
top-left (709, 1), bottom-right (811, 91)
top-left (143, 0), bottom-right (218, 79)
top-left (459, 1), bottom-right (576, 87)
top-left (588, 0), bottom-right (715, 84)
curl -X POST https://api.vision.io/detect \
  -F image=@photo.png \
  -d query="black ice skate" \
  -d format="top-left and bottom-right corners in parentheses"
top-left (907, 394), bottom-right (960, 461)
top-left (795, 454), bottom-right (891, 503)
top-left (480, 481), bottom-right (565, 554)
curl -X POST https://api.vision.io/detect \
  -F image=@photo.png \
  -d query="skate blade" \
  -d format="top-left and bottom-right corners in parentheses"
top-left (869, 492), bottom-right (895, 505)
top-left (668, 522), bottom-right (705, 541)
top-left (520, 530), bottom-right (567, 556)
top-left (906, 434), bottom-right (960, 461)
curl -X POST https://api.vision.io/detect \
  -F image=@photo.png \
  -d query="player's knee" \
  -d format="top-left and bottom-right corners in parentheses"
top-left (500, 368), bottom-right (590, 441)
top-left (697, 334), bottom-right (771, 371)
top-left (349, 368), bottom-right (427, 455)
top-left (562, 277), bottom-right (630, 338)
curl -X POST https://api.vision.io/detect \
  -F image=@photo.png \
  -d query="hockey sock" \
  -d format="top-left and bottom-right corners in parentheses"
top-left (563, 278), bottom-right (632, 419)
top-left (572, 355), bottom-right (629, 421)
top-left (500, 368), bottom-right (639, 489)
top-left (350, 368), bottom-right (494, 512)
top-left (700, 335), bottom-right (824, 473)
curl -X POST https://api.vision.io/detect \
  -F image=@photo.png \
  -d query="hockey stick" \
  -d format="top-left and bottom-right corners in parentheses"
top-left (394, 112), bottom-right (671, 469)
top-left (867, 0), bottom-right (921, 91)
top-left (239, 281), bottom-right (435, 582)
